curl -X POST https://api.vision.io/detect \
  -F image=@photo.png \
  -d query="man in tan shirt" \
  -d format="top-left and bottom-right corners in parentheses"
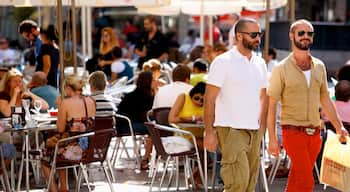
top-left (267, 19), bottom-right (348, 192)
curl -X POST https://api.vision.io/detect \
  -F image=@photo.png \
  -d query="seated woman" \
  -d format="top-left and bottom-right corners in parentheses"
top-left (116, 71), bottom-right (155, 169)
top-left (0, 69), bottom-right (49, 145)
top-left (110, 46), bottom-right (133, 83)
top-left (0, 68), bottom-right (49, 118)
top-left (168, 82), bottom-right (206, 140)
top-left (41, 75), bottom-right (96, 192)
top-left (168, 82), bottom-right (206, 186)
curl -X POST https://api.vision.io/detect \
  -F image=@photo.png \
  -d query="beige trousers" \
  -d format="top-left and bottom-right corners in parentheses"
top-left (216, 126), bottom-right (263, 192)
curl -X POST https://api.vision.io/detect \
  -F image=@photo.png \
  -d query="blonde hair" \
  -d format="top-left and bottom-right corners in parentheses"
top-left (0, 68), bottom-right (23, 94)
top-left (99, 27), bottom-right (119, 55)
top-left (143, 59), bottom-right (161, 72)
top-left (64, 74), bottom-right (86, 92)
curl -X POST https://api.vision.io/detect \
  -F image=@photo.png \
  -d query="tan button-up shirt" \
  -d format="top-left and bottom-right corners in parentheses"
top-left (268, 53), bottom-right (329, 127)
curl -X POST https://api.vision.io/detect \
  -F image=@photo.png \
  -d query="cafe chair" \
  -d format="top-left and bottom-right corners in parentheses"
top-left (146, 108), bottom-right (173, 177)
top-left (110, 114), bottom-right (142, 170)
top-left (47, 128), bottom-right (116, 192)
top-left (0, 144), bottom-right (10, 191)
top-left (144, 122), bottom-right (204, 191)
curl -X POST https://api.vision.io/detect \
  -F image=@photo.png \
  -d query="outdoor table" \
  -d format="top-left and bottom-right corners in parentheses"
top-left (2, 114), bottom-right (57, 192)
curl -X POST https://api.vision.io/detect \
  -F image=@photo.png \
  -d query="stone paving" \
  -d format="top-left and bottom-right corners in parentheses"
top-left (4, 138), bottom-right (341, 192)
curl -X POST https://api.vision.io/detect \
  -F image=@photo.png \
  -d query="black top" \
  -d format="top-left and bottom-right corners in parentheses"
top-left (136, 30), bottom-right (169, 69)
top-left (0, 91), bottom-right (11, 118)
top-left (117, 88), bottom-right (154, 123)
top-left (98, 47), bottom-right (116, 78)
top-left (36, 44), bottom-right (59, 88)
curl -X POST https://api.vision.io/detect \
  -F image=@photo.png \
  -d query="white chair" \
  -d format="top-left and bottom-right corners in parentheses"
top-left (110, 114), bottom-right (143, 170)
top-left (144, 122), bottom-right (205, 191)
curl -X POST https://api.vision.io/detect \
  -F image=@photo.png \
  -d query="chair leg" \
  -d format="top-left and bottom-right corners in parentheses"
top-left (269, 155), bottom-right (282, 184)
top-left (73, 167), bottom-right (79, 182)
top-left (159, 156), bottom-right (171, 190)
top-left (184, 158), bottom-right (189, 190)
top-left (80, 164), bottom-right (91, 192)
top-left (211, 153), bottom-right (218, 191)
top-left (261, 157), bottom-right (269, 192)
top-left (17, 141), bottom-right (26, 191)
top-left (131, 136), bottom-right (141, 170)
top-left (175, 157), bottom-right (180, 191)
top-left (0, 150), bottom-right (11, 192)
top-left (106, 158), bottom-right (116, 182)
top-left (76, 167), bottom-right (83, 192)
top-left (149, 156), bottom-right (161, 192)
top-left (148, 146), bottom-right (157, 178)
top-left (103, 163), bottom-right (115, 192)
top-left (166, 158), bottom-right (175, 189)
top-left (111, 138), bottom-right (121, 167)
top-left (186, 157), bottom-right (195, 191)
top-left (121, 138), bottom-right (131, 159)
top-left (47, 163), bottom-right (56, 192)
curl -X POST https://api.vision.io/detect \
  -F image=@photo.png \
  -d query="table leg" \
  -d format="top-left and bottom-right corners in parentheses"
top-left (26, 131), bottom-right (29, 191)
top-left (10, 132), bottom-right (14, 191)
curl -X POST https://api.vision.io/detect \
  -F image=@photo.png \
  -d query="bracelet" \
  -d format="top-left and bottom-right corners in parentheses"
top-left (192, 115), bottom-right (196, 122)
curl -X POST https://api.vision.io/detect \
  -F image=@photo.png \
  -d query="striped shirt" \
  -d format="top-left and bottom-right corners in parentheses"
top-left (91, 91), bottom-right (117, 117)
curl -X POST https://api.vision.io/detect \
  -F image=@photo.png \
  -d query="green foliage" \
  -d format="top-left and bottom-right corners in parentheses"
top-left (13, 7), bottom-right (36, 22)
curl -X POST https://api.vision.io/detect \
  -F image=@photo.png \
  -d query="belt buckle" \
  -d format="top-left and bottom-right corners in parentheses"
top-left (305, 128), bottom-right (316, 135)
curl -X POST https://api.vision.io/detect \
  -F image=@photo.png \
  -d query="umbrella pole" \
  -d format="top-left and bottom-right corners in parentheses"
top-left (199, 0), bottom-right (204, 44)
top-left (57, 0), bottom-right (65, 96)
top-left (209, 15), bottom-right (213, 46)
top-left (263, 0), bottom-right (270, 62)
top-left (289, 0), bottom-right (295, 23)
top-left (71, 0), bottom-right (78, 74)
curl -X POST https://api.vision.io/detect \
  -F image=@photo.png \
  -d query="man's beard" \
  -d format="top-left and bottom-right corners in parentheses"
top-left (242, 37), bottom-right (260, 51)
top-left (293, 37), bottom-right (313, 50)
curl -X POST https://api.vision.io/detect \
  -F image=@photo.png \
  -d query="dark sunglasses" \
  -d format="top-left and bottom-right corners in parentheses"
top-left (193, 96), bottom-right (204, 103)
top-left (239, 31), bottom-right (264, 39)
top-left (297, 31), bottom-right (314, 37)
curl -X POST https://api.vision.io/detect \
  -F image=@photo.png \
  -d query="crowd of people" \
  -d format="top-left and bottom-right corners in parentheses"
top-left (0, 12), bottom-right (349, 192)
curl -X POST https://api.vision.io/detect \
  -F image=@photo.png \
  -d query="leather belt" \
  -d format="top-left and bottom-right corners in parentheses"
top-left (282, 125), bottom-right (320, 136)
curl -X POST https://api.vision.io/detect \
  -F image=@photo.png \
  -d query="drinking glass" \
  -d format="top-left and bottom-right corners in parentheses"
top-left (34, 100), bottom-right (42, 113)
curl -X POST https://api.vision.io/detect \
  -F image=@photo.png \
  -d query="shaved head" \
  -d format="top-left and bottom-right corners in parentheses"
top-left (290, 19), bottom-right (314, 33)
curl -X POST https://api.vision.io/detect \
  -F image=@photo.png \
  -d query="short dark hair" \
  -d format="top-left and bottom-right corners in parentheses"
top-left (189, 82), bottom-right (206, 97)
top-left (268, 47), bottom-right (277, 59)
top-left (18, 20), bottom-right (38, 34)
top-left (193, 59), bottom-right (208, 72)
top-left (234, 18), bottom-right (259, 36)
top-left (337, 64), bottom-right (350, 82)
top-left (89, 71), bottom-right (107, 91)
top-left (112, 46), bottom-right (123, 59)
top-left (335, 80), bottom-right (350, 102)
top-left (144, 15), bottom-right (156, 24)
top-left (172, 65), bottom-right (191, 82)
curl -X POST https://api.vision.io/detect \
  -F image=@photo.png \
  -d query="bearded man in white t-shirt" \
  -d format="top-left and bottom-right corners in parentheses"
top-left (204, 18), bottom-right (268, 192)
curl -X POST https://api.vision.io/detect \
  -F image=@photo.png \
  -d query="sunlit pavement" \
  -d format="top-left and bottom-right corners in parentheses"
top-left (12, 138), bottom-right (339, 192)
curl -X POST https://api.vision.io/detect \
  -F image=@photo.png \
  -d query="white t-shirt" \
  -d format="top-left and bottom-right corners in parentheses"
top-left (207, 47), bottom-right (268, 129)
top-left (153, 81), bottom-right (193, 109)
top-left (111, 59), bottom-right (126, 74)
top-left (303, 70), bottom-right (311, 87)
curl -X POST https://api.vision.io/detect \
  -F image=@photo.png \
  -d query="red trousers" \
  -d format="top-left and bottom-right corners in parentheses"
top-left (282, 126), bottom-right (322, 192)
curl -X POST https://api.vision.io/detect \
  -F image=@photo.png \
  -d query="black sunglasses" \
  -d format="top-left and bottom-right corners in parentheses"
top-left (297, 31), bottom-right (314, 37)
top-left (193, 96), bottom-right (204, 103)
top-left (239, 31), bottom-right (264, 39)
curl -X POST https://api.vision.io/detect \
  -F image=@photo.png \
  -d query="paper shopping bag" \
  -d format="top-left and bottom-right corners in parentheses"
top-left (320, 130), bottom-right (350, 192)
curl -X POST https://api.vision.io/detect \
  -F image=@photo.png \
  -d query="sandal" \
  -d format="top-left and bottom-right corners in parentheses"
top-left (141, 159), bottom-right (149, 170)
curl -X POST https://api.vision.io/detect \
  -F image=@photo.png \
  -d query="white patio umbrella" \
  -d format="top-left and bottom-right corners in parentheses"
top-left (138, 0), bottom-right (287, 44)
top-left (1, 0), bottom-right (171, 7)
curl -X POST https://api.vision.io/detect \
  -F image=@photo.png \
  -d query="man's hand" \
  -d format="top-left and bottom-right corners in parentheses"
top-left (336, 127), bottom-right (349, 143)
top-left (204, 129), bottom-right (217, 152)
top-left (268, 139), bottom-right (281, 157)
